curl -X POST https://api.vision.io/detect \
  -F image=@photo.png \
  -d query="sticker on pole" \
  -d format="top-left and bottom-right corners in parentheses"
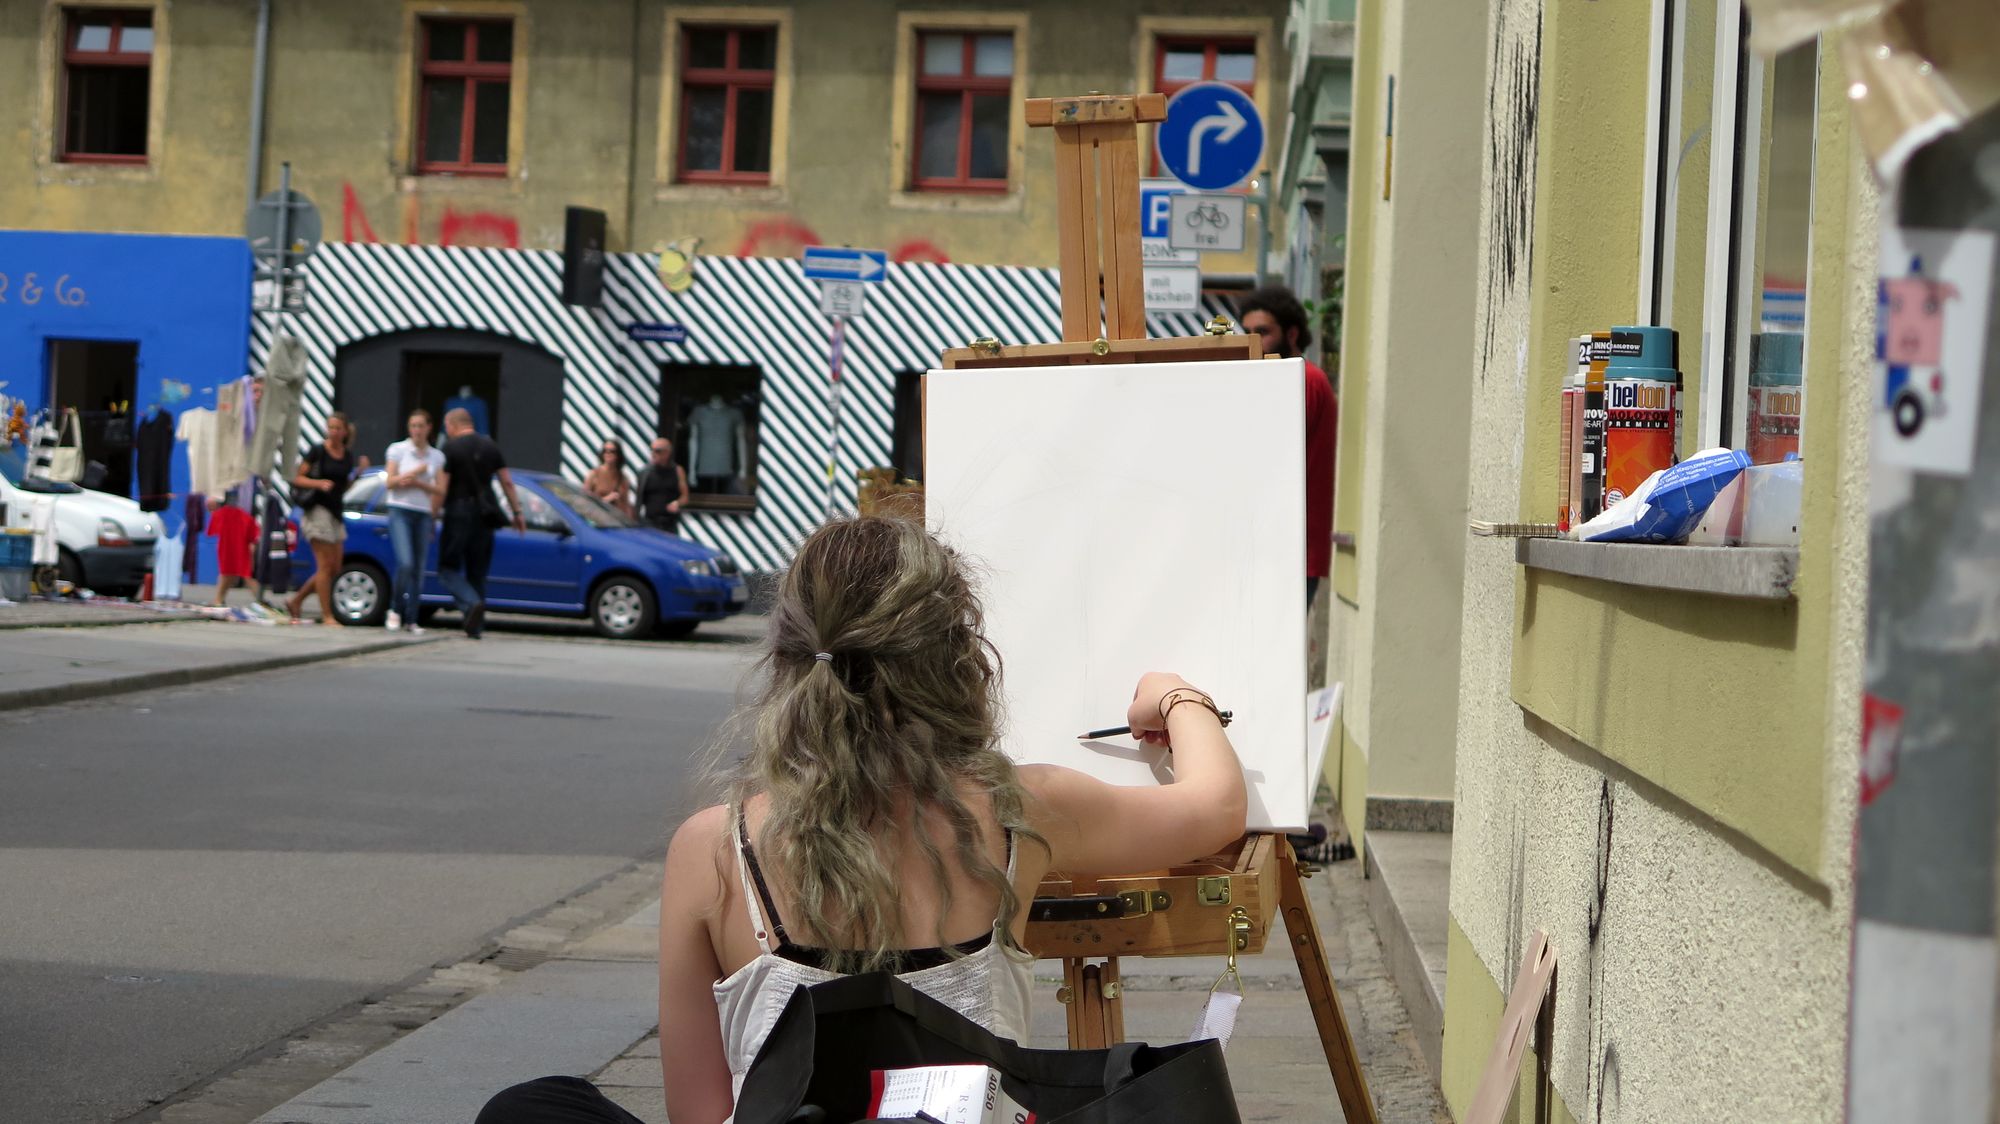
top-left (1872, 225), bottom-right (1993, 478)
top-left (1156, 82), bottom-right (1264, 192)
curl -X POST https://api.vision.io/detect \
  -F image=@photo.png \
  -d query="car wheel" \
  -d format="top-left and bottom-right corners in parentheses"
top-left (656, 619), bottom-right (699, 640)
top-left (591, 577), bottom-right (657, 640)
top-left (332, 560), bottom-right (390, 627)
top-left (56, 548), bottom-right (85, 590)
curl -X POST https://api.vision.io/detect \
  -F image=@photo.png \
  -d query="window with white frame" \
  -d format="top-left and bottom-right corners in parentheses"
top-left (1639, 0), bottom-right (1818, 463)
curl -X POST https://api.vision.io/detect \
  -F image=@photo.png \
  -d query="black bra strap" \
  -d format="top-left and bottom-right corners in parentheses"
top-left (737, 814), bottom-right (793, 946)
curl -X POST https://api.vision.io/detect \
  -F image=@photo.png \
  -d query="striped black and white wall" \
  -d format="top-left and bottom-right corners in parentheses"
top-left (251, 242), bottom-right (1231, 573)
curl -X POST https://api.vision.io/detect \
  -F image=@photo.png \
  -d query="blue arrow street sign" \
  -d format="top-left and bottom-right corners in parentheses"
top-left (1156, 82), bottom-right (1264, 192)
top-left (626, 322), bottom-right (687, 344)
top-left (802, 246), bottom-right (889, 283)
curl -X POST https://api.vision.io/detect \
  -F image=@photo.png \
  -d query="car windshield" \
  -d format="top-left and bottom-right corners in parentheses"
top-left (538, 476), bottom-right (639, 530)
top-left (0, 445), bottom-right (81, 494)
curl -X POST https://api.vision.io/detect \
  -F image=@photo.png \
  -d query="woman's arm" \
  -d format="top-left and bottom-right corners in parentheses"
top-left (1022, 672), bottom-right (1248, 877)
top-left (658, 805), bottom-right (736, 1124)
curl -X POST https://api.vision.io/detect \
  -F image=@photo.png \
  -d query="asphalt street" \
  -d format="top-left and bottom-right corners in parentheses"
top-left (0, 625), bottom-right (758, 1124)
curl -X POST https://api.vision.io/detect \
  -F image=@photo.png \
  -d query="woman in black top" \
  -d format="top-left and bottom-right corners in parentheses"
top-left (286, 412), bottom-right (358, 625)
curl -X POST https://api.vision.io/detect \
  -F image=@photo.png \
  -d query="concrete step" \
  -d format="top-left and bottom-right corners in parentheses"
top-left (1362, 829), bottom-right (1451, 1080)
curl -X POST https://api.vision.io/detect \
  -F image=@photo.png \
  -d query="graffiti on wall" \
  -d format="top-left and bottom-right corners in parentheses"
top-left (341, 182), bottom-right (522, 249)
top-left (1478, 3), bottom-right (1544, 377)
top-left (734, 219), bottom-right (953, 264)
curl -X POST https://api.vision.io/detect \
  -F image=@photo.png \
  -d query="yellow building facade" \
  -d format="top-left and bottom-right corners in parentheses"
top-left (1328, 0), bottom-right (1873, 1117)
top-left (2, 0), bottom-right (1288, 271)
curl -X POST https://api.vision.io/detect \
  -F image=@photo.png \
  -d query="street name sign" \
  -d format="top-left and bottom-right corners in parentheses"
top-left (802, 246), bottom-right (889, 283)
top-left (626, 322), bottom-right (688, 344)
top-left (1157, 82), bottom-right (1264, 191)
top-left (819, 279), bottom-right (869, 318)
top-left (1168, 192), bottom-right (1248, 252)
top-left (1143, 265), bottom-right (1201, 312)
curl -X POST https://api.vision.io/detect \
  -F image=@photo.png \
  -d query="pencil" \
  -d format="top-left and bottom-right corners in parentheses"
top-left (1078, 711), bottom-right (1233, 740)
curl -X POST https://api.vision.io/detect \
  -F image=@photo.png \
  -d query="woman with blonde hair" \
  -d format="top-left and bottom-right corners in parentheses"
top-left (286, 411), bottom-right (358, 625)
top-left (479, 516), bottom-right (1247, 1124)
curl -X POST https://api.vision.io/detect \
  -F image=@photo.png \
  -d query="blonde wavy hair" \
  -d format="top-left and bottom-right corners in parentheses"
top-left (726, 516), bottom-right (1037, 974)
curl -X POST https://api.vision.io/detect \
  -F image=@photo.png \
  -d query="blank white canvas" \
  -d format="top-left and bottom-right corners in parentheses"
top-left (924, 358), bottom-right (1308, 831)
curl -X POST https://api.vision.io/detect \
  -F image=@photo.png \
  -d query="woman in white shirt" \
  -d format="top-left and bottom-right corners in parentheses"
top-left (382, 410), bottom-right (445, 632)
top-left (475, 516), bottom-right (1247, 1124)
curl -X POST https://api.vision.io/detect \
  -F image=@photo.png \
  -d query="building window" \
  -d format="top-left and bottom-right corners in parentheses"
top-left (911, 30), bottom-right (1013, 192)
top-left (417, 18), bottom-right (513, 175)
top-left (1150, 38), bottom-right (1255, 174)
top-left (659, 364), bottom-right (761, 509)
top-left (677, 25), bottom-right (776, 183)
top-left (60, 8), bottom-right (153, 163)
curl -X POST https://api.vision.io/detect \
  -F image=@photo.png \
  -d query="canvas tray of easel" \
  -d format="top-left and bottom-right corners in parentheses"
top-left (919, 92), bottom-right (1379, 1124)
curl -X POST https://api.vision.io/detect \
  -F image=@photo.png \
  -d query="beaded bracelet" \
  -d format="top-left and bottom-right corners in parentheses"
top-left (1160, 687), bottom-right (1231, 727)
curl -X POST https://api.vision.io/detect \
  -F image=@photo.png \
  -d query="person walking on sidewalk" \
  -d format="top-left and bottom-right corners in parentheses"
top-left (635, 438), bottom-right (689, 534)
top-left (477, 516), bottom-right (1248, 1124)
top-left (286, 413), bottom-right (358, 625)
top-left (383, 409), bottom-right (445, 632)
top-left (435, 408), bottom-right (523, 639)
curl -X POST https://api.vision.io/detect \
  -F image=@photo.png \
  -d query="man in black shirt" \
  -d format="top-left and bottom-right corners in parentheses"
top-left (635, 437), bottom-right (689, 534)
top-left (435, 408), bottom-right (524, 638)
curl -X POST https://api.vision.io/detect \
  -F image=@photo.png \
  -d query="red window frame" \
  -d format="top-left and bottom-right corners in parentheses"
top-left (59, 7), bottom-right (153, 165)
top-left (1150, 38), bottom-right (1257, 175)
top-left (676, 24), bottom-right (777, 185)
top-left (910, 30), bottom-right (1012, 194)
top-left (415, 18), bottom-right (513, 176)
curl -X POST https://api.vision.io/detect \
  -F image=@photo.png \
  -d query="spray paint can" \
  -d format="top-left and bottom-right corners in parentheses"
top-left (1602, 327), bottom-right (1680, 506)
top-left (1748, 331), bottom-right (1804, 464)
top-left (1558, 337), bottom-right (1586, 530)
top-left (1579, 333), bottom-right (1610, 523)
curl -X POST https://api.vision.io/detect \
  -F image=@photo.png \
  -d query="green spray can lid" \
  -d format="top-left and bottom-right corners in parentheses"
top-left (1606, 326), bottom-right (1679, 372)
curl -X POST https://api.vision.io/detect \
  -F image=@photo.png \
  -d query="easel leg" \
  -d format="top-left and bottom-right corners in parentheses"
top-left (1278, 841), bottom-right (1381, 1124)
top-left (1060, 956), bottom-right (1123, 1049)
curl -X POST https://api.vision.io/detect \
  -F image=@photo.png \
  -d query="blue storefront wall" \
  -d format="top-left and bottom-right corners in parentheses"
top-left (0, 231), bottom-right (253, 568)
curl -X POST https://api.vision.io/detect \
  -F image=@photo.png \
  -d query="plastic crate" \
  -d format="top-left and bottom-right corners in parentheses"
top-left (0, 531), bottom-right (32, 570)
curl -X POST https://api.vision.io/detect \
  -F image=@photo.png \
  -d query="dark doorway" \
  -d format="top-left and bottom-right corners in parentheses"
top-left (334, 330), bottom-right (564, 471)
top-left (890, 369), bottom-right (924, 482)
top-left (46, 338), bottom-right (138, 497)
top-left (402, 352), bottom-right (501, 439)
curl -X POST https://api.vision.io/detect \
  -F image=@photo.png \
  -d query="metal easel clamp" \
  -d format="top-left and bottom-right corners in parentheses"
top-left (1197, 876), bottom-right (1232, 906)
top-left (968, 336), bottom-right (1003, 356)
top-left (1205, 315), bottom-right (1235, 336)
top-left (1211, 906), bottom-right (1253, 996)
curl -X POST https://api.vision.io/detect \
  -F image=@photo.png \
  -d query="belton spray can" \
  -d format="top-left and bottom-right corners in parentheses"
top-left (1748, 332), bottom-right (1804, 464)
top-left (1601, 326), bottom-right (1680, 507)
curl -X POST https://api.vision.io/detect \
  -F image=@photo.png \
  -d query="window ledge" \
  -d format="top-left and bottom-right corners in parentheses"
top-left (1516, 539), bottom-right (1797, 601)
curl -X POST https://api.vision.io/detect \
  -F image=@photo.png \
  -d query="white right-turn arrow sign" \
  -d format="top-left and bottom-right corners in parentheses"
top-left (1186, 101), bottom-right (1248, 179)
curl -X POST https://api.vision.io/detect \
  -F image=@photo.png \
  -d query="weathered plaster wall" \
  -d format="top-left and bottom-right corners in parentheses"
top-left (1441, 0), bottom-right (1870, 1119)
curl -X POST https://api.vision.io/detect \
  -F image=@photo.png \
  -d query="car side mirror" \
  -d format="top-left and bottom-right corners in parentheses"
top-left (541, 520), bottom-right (572, 538)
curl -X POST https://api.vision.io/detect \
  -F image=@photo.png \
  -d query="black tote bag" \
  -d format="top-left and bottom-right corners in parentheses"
top-left (731, 972), bottom-right (1241, 1124)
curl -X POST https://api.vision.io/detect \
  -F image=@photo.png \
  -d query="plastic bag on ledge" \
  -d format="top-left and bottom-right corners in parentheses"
top-left (1578, 448), bottom-right (1753, 544)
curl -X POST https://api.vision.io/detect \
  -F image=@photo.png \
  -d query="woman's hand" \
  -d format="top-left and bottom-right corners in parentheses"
top-left (1127, 672), bottom-right (1197, 747)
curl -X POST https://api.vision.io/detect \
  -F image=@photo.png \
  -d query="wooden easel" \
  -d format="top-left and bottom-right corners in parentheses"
top-left (932, 93), bottom-right (1381, 1124)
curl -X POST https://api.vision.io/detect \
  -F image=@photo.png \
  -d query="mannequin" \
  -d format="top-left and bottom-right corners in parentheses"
top-left (685, 394), bottom-right (747, 493)
top-left (442, 384), bottom-right (491, 436)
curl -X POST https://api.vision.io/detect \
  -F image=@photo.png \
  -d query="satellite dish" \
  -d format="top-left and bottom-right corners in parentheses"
top-left (656, 237), bottom-right (701, 293)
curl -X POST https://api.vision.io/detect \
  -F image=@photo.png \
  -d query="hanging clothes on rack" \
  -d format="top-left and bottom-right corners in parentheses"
top-left (182, 492), bottom-right (205, 583)
top-left (135, 405), bottom-right (175, 512)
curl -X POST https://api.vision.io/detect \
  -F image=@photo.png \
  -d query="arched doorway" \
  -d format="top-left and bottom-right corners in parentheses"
top-left (334, 329), bottom-right (565, 470)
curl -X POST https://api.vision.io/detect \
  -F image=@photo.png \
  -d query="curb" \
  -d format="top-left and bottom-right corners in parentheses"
top-left (0, 632), bottom-right (448, 711)
top-left (0, 612), bottom-right (205, 631)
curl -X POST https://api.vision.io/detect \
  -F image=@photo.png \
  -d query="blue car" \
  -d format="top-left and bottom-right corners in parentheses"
top-left (294, 468), bottom-right (748, 639)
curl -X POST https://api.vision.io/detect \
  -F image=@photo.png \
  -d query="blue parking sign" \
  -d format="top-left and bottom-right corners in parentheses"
top-left (1156, 83), bottom-right (1264, 192)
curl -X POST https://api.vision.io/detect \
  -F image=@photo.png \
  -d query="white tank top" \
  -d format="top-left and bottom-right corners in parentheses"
top-left (712, 811), bottom-right (1036, 1106)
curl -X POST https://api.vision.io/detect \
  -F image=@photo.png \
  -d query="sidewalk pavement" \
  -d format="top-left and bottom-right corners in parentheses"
top-left (251, 836), bottom-right (1451, 1124)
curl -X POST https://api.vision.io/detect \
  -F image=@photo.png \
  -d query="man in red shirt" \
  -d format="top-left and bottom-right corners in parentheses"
top-left (1237, 287), bottom-right (1338, 605)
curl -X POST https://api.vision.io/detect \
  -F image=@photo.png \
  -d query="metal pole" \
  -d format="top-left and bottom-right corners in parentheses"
top-left (1253, 167), bottom-right (1273, 287)
top-left (245, 0), bottom-right (272, 211)
top-left (273, 161), bottom-right (292, 336)
top-left (827, 316), bottom-right (846, 520)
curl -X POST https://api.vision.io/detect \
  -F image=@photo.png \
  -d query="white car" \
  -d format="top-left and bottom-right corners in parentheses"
top-left (1, 445), bottom-right (161, 596)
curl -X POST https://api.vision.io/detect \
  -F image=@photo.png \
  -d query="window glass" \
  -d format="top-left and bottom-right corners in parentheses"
top-left (422, 78), bottom-right (466, 165)
top-left (918, 93), bottom-right (963, 180)
top-left (686, 27), bottom-right (728, 69)
top-left (121, 24), bottom-right (154, 55)
top-left (1654, 0), bottom-right (1718, 447)
top-left (923, 33), bottom-right (964, 76)
top-left (682, 87), bottom-right (726, 171)
top-left (1744, 42), bottom-right (1815, 464)
top-left (735, 88), bottom-right (774, 173)
top-left (541, 477), bottom-right (636, 529)
top-left (475, 21), bottom-right (512, 63)
top-left (1162, 48), bottom-right (1205, 82)
top-left (427, 20), bottom-right (466, 61)
top-left (658, 364), bottom-right (763, 508)
top-left (973, 34), bottom-right (1012, 77)
top-left (737, 26), bottom-right (776, 70)
top-left (472, 81), bottom-right (510, 165)
top-left (343, 475), bottom-right (386, 513)
top-left (73, 20), bottom-right (113, 53)
top-left (969, 95), bottom-right (1008, 180)
top-left (1215, 49), bottom-right (1256, 84)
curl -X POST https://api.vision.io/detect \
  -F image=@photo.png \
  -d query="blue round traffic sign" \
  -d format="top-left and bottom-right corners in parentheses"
top-left (1156, 82), bottom-right (1264, 191)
